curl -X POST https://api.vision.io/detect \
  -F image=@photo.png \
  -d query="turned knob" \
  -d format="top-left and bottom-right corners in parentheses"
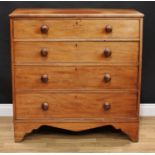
top-left (41, 102), bottom-right (49, 111)
top-left (41, 74), bottom-right (48, 83)
top-left (40, 48), bottom-right (48, 57)
top-left (105, 25), bottom-right (112, 33)
top-left (103, 102), bottom-right (111, 111)
top-left (103, 73), bottom-right (111, 83)
top-left (40, 25), bottom-right (49, 34)
top-left (103, 48), bottom-right (112, 57)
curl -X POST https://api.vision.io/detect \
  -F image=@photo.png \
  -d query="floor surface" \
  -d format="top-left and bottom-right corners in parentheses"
top-left (0, 117), bottom-right (155, 152)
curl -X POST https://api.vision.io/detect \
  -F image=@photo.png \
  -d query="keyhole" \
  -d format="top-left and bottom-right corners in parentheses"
top-left (75, 21), bottom-right (78, 25)
top-left (75, 67), bottom-right (78, 71)
top-left (75, 43), bottom-right (78, 48)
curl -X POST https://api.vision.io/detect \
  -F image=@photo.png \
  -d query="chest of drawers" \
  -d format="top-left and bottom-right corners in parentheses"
top-left (10, 9), bottom-right (144, 142)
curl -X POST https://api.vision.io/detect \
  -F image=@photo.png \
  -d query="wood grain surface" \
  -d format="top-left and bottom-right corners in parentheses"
top-left (15, 65), bottom-right (138, 90)
top-left (15, 91), bottom-right (137, 119)
top-left (9, 8), bottom-right (144, 18)
top-left (14, 42), bottom-right (138, 64)
top-left (13, 19), bottom-right (139, 39)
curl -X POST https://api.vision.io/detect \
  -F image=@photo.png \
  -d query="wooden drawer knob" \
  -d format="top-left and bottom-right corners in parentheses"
top-left (40, 48), bottom-right (48, 57)
top-left (103, 102), bottom-right (111, 111)
top-left (41, 102), bottom-right (49, 111)
top-left (103, 73), bottom-right (111, 83)
top-left (40, 25), bottom-right (49, 34)
top-left (105, 25), bottom-right (112, 33)
top-left (103, 48), bottom-right (112, 57)
top-left (41, 74), bottom-right (48, 83)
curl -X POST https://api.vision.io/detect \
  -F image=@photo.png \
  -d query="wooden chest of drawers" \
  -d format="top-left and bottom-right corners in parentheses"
top-left (10, 9), bottom-right (144, 142)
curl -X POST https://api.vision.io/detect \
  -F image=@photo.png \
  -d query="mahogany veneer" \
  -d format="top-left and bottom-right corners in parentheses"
top-left (10, 9), bottom-right (144, 142)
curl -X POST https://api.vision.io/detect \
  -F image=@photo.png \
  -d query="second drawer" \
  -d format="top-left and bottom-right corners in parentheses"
top-left (15, 65), bottom-right (138, 90)
top-left (14, 42), bottom-right (138, 64)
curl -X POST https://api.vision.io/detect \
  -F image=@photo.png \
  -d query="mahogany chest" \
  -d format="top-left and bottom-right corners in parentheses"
top-left (10, 9), bottom-right (144, 142)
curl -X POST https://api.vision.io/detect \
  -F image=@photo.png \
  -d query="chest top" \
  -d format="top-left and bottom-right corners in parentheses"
top-left (10, 8), bottom-right (144, 18)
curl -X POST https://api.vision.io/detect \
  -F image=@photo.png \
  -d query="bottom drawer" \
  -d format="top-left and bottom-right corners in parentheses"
top-left (15, 91), bottom-right (137, 119)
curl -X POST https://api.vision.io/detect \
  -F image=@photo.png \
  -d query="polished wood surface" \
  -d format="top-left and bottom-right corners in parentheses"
top-left (9, 8), bottom-right (144, 18)
top-left (1, 117), bottom-right (155, 152)
top-left (15, 65), bottom-right (138, 90)
top-left (14, 121), bottom-right (139, 142)
top-left (15, 92), bottom-right (137, 119)
top-left (13, 19), bottom-right (139, 39)
top-left (10, 9), bottom-right (144, 142)
top-left (14, 42), bottom-right (138, 64)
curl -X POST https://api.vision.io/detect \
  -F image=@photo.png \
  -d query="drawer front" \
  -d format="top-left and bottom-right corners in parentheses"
top-left (15, 66), bottom-right (138, 90)
top-left (15, 92), bottom-right (137, 119)
top-left (14, 42), bottom-right (138, 64)
top-left (13, 19), bottom-right (139, 39)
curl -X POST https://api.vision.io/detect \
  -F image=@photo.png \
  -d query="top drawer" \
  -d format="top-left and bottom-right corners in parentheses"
top-left (13, 19), bottom-right (140, 40)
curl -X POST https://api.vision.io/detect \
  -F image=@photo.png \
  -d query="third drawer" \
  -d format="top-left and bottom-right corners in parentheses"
top-left (15, 65), bottom-right (138, 90)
